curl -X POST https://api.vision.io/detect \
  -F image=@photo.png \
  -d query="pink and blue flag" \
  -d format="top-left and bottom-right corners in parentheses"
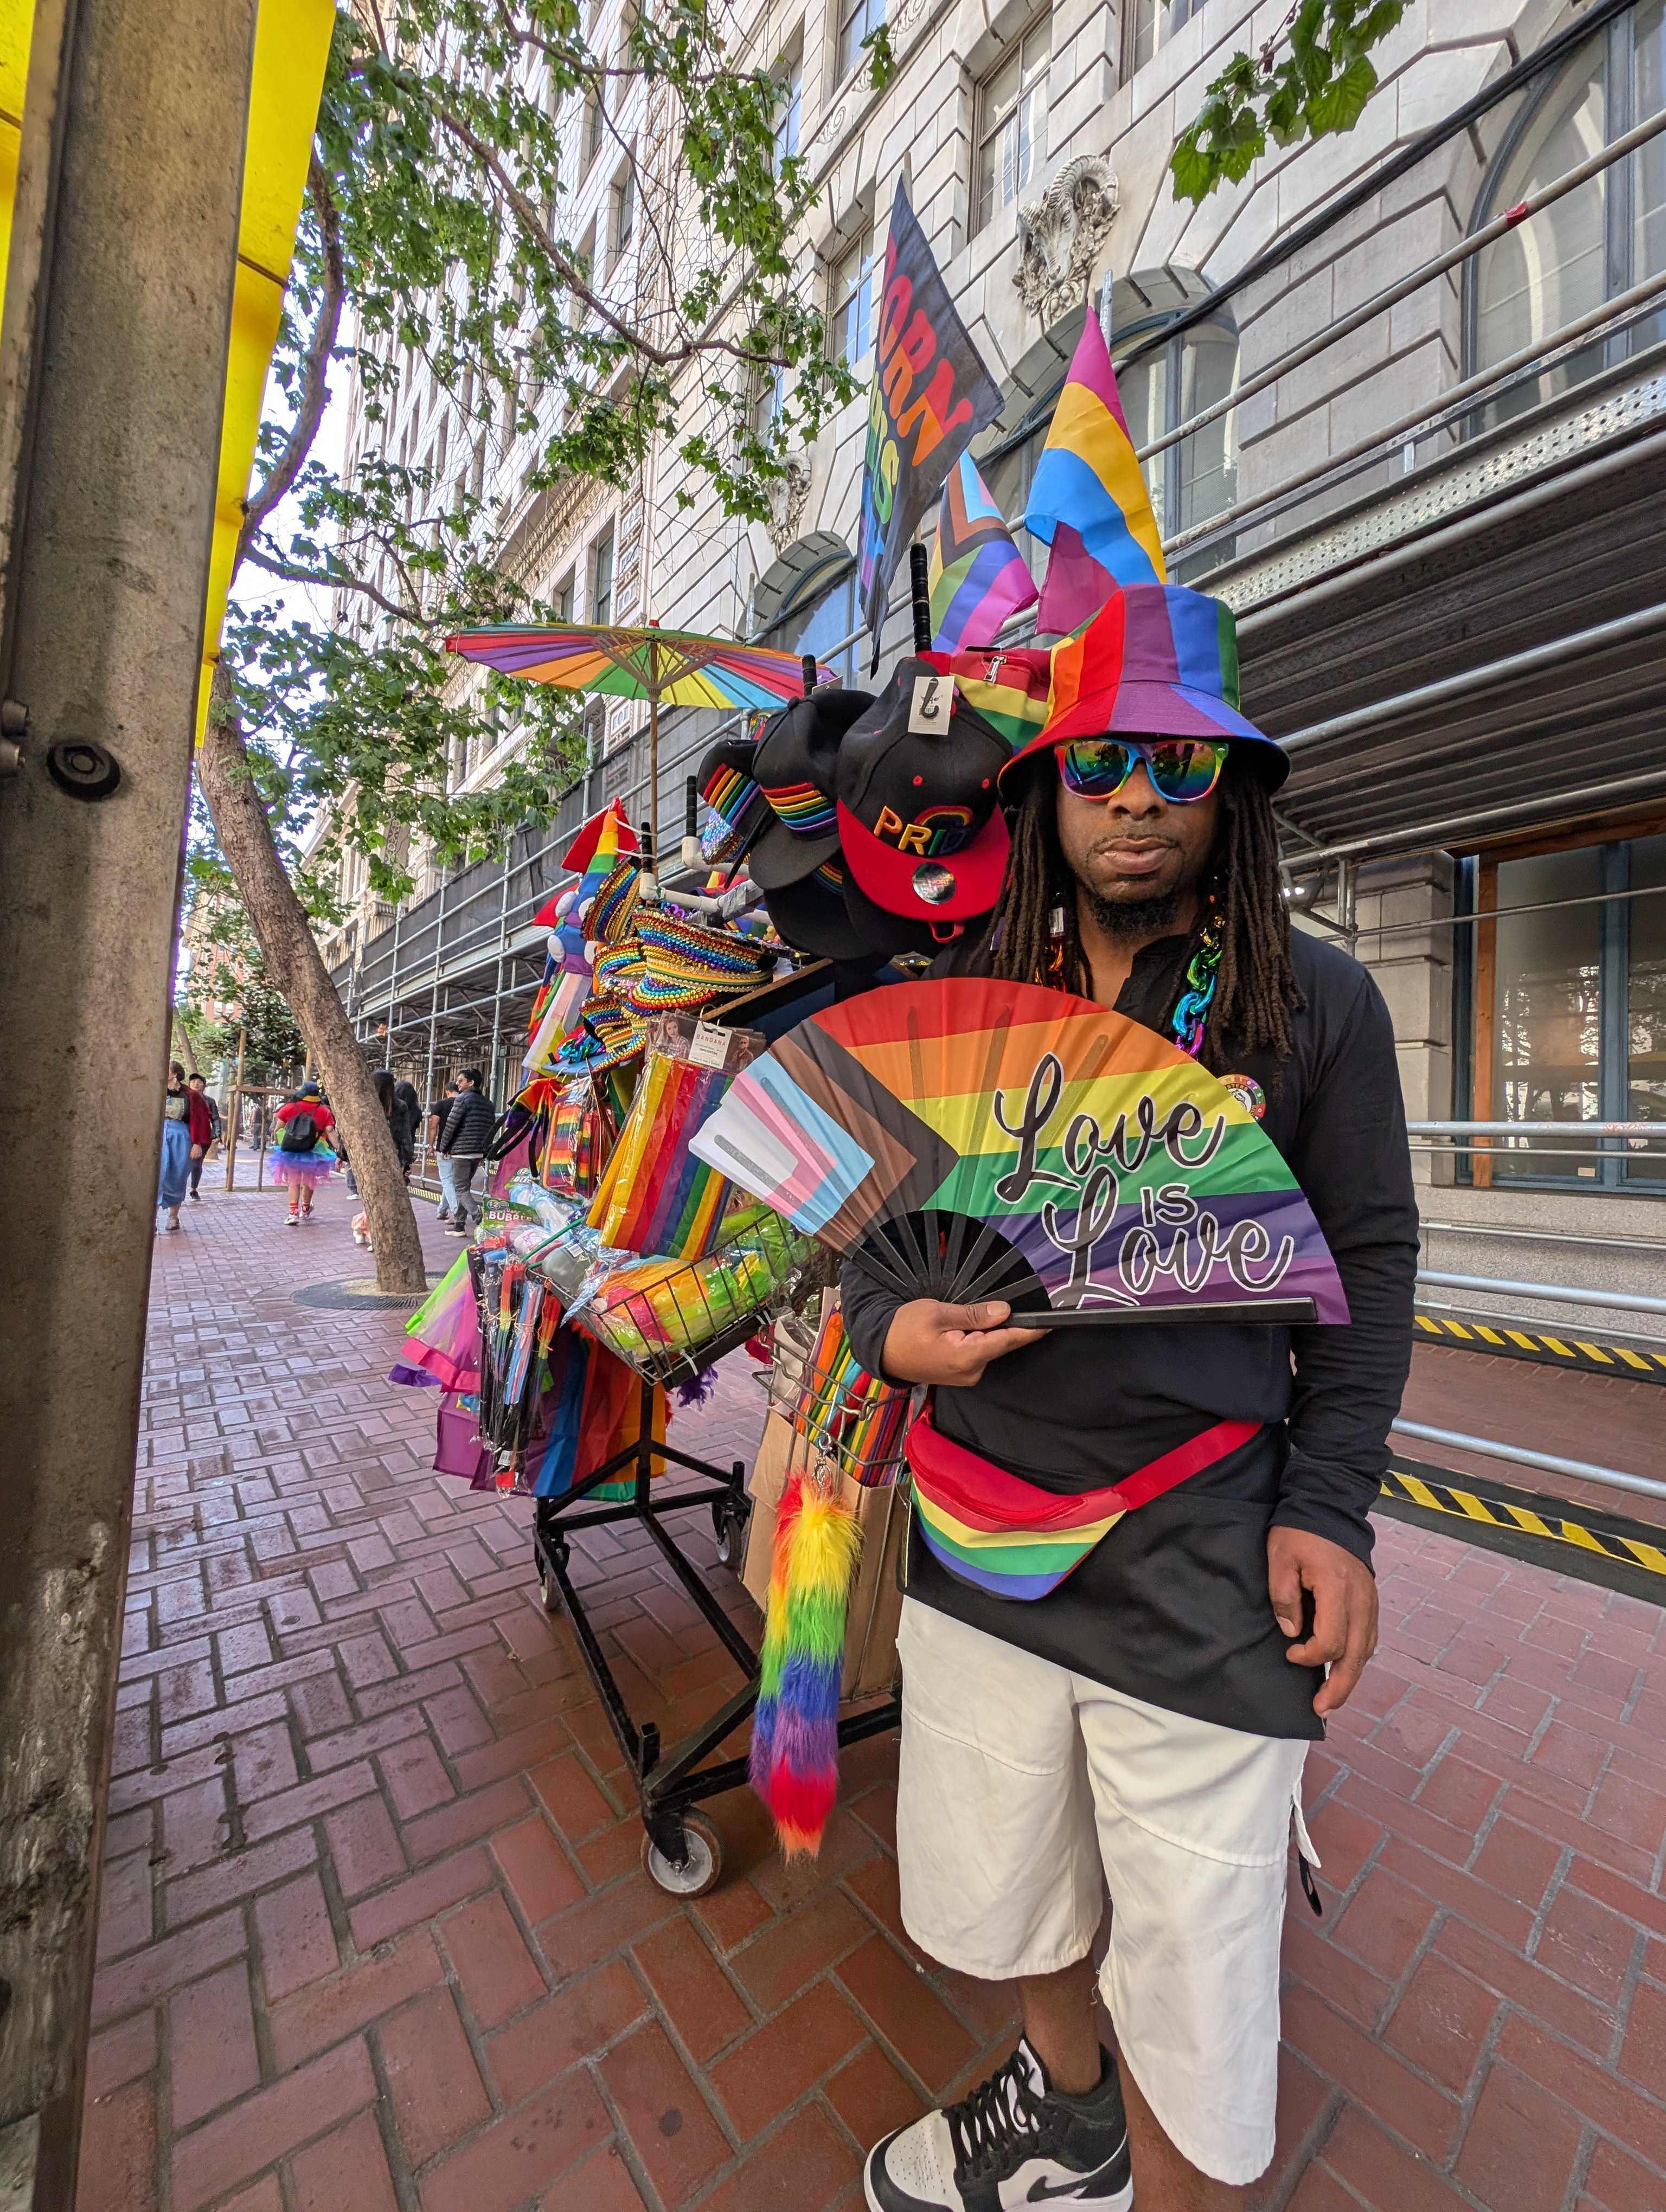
top-left (1024, 309), bottom-right (1166, 635)
top-left (927, 453), bottom-right (1039, 651)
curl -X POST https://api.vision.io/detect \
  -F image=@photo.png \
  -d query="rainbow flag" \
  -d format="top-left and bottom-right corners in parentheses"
top-left (1024, 310), bottom-right (1165, 635)
top-left (928, 454), bottom-right (1039, 651)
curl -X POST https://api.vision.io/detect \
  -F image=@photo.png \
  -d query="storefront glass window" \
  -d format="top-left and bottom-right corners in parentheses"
top-left (1473, 833), bottom-right (1666, 1187)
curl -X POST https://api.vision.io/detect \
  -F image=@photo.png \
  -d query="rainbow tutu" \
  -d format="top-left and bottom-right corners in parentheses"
top-left (266, 1143), bottom-right (337, 1190)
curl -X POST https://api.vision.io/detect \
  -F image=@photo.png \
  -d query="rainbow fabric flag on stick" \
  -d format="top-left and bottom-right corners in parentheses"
top-left (927, 453), bottom-right (1039, 651)
top-left (1024, 308), bottom-right (1166, 636)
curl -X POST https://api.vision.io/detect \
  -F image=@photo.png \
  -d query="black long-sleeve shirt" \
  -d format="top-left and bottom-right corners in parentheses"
top-left (840, 928), bottom-right (1418, 1739)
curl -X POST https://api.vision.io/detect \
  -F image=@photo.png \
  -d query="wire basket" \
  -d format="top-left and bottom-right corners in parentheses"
top-left (573, 1211), bottom-right (813, 1385)
top-left (769, 1310), bottom-right (915, 1490)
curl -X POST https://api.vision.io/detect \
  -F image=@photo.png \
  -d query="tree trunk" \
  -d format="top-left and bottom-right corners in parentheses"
top-left (197, 666), bottom-right (429, 1295)
top-left (171, 1011), bottom-right (199, 1075)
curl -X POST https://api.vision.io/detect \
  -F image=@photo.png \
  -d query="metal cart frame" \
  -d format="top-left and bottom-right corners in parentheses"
top-left (531, 1365), bottom-right (902, 1895)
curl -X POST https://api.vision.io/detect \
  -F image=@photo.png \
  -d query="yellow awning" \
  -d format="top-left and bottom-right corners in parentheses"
top-left (199, 0), bottom-right (337, 738)
top-left (0, 0), bottom-right (334, 740)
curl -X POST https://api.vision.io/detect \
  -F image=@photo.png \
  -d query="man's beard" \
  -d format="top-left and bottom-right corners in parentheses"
top-left (1081, 882), bottom-right (1188, 943)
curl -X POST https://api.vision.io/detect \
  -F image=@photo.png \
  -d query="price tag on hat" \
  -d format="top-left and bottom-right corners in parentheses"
top-left (908, 673), bottom-right (954, 735)
top-left (688, 1020), bottom-right (731, 1070)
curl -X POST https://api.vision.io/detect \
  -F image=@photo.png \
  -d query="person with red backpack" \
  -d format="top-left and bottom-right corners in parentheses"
top-left (267, 1078), bottom-right (337, 1225)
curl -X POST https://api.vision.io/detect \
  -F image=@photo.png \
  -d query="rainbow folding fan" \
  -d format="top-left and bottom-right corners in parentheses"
top-left (688, 978), bottom-right (1347, 1328)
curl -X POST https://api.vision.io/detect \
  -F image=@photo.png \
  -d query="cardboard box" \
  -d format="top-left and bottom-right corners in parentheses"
top-left (742, 1405), bottom-right (907, 1702)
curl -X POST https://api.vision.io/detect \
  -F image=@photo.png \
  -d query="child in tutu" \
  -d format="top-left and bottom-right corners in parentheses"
top-left (267, 1079), bottom-right (337, 1224)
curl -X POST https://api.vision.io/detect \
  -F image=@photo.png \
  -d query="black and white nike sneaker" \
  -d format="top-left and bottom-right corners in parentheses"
top-left (864, 2037), bottom-right (1133, 2211)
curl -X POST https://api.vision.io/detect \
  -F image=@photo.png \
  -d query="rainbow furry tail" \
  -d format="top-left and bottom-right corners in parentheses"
top-left (750, 1472), bottom-right (862, 1857)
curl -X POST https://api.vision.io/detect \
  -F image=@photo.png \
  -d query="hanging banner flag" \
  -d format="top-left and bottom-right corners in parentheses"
top-left (927, 452), bottom-right (1039, 652)
top-left (856, 182), bottom-right (1003, 667)
top-left (1025, 305), bottom-right (1165, 636)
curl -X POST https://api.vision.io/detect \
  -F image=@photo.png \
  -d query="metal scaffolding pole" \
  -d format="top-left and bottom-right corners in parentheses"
top-left (0, 2), bottom-right (258, 2202)
top-left (488, 843), bottom-right (511, 1099)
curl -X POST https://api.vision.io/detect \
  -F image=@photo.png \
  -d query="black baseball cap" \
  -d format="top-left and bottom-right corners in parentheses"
top-left (835, 658), bottom-right (1009, 923)
top-left (748, 688), bottom-right (874, 891)
top-left (763, 859), bottom-right (898, 961)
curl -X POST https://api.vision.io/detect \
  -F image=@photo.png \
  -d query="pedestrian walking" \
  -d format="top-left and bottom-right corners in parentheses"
top-left (435, 1067), bottom-right (494, 1238)
top-left (185, 1072), bottom-right (216, 1200)
top-left (266, 1078), bottom-right (337, 1226)
top-left (852, 586), bottom-right (1418, 2212)
top-left (392, 1075), bottom-right (422, 1180)
top-left (156, 1061), bottom-right (194, 1232)
top-left (376, 1068), bottom-right (417, 1175)
top-left (429, 1074), bottom-right (462, 1220)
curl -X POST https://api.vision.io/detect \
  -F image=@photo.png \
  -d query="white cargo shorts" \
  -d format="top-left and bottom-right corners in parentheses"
top-left (894, 1597), bottom-right (1317, 2185)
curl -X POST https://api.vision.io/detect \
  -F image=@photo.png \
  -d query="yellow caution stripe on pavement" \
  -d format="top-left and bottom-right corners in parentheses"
top-left (1380, 1460), bottom-right (1666, 1598)
top-left (1414, 1309), bottom-right (1666, 1382)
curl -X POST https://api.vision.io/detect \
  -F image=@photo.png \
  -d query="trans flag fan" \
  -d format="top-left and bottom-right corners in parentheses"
top-left (689, 979), bottom-right (1347, 1329)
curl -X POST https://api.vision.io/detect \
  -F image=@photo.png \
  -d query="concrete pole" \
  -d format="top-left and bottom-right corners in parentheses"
top-left (0, 1), bottom-right (257, 2203)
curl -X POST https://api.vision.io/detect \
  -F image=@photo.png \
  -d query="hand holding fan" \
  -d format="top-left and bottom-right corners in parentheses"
top-left (688, 978), bottom-right (1347, 1329)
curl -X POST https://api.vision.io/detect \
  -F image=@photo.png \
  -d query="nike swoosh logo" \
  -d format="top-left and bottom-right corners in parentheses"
top-left (1026, 2143), bottom-right (1131, 2202)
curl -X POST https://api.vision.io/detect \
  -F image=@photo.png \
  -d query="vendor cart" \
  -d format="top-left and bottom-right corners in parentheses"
top-left (530, 1263), bottom-right (905, 1897)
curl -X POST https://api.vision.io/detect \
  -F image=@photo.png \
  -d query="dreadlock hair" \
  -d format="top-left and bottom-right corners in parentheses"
top-left (984, 748), bottom-right (1304, 1070)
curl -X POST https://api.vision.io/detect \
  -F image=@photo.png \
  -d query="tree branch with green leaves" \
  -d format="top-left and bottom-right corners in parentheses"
top-left (1169, 0), bottom-right (1406, 204)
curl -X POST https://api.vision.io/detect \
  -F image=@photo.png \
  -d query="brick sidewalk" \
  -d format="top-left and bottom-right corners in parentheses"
top-left (78, 1171), bottom-right (1666, 2211)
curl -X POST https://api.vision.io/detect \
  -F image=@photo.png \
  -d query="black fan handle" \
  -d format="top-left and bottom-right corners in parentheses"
top-left (909, 542), bottom-right (932, 653)
top-left (801, 653), bottom-right (817, 697)
top-left (683, 775), bottom-right (698, 837)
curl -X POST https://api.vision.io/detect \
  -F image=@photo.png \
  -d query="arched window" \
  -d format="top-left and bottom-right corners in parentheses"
top-left (749, 531), bottom-right (860, 679)
top-left (1471, 3), bottom-right (1666, 419)
top-left (978, 267), bottom-right (1239, 594)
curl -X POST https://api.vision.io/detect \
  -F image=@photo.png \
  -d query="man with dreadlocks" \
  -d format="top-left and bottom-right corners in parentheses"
top-left (852, 584), bottom-right (1417, 2212)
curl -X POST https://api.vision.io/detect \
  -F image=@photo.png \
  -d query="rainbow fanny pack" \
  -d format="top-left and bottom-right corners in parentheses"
top-left (906, 1411), bottom-right (1263, 1600)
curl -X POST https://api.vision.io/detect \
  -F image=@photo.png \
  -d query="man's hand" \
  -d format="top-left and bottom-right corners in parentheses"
top-left (1267, 1527), bottom-right (1378, 1718)
top-left (881, 1298), bottom-right (1038, 1388)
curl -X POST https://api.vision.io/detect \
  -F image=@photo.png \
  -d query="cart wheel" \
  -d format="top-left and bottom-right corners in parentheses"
top-left (642, 1811), bottom-right (723, 1898)
top-left (539, 1561), bottom-right (562, 1616)
top-left (712, 1496), bottom-right (750, 1571)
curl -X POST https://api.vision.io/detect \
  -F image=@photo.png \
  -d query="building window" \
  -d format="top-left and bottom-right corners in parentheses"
top-left (591, 527), bottom-right (614, 625)
top-left (610, 163), bottom-right (636, 270)
top-left (555, 569), bottom-right (575, 622)
top-left (751, 365), bottom-right (785, 440)
top-left (1465, 831), bottom-right (1666, 1188)
top-left (753, 534), bottom-right (860, 681)
top-left (975, 18), bottom-right (1049, 234)
top-left (582, 86), bottom-right (604, 171)
top-left (774, 47), bottom-right (803, 169)
top-left (1124, 0), bottom-right (1197, 75)
top-left (832, 229), bottom-right (877, 366)
top-left (838, 0), bottom-right (885, 86)
top-left (1470, 2), bottom-right (1666, 421)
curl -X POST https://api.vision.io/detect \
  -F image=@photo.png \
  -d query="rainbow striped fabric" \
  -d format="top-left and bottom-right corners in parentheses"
top-left (907, 1410), bottom-right (1262, 1599)
top-left (759, 778), bottom-right (836, 836)
top-left (926, 646), bottom-right (1051, 754)
top-left (1025, 310), bottom-right (1166, 636)
top-left (928, 453), bottom-right (1040, 651)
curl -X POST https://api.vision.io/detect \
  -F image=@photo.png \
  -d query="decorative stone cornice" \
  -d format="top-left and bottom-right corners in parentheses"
top-left (1015, 156), bottom-right (1120, 325)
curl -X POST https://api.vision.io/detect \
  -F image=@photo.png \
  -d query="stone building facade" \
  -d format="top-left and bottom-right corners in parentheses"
top-left (329, 0), bottom-right (1666, 1353)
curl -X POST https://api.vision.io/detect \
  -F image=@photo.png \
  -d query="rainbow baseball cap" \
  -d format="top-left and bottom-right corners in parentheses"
top-left (1001, 583), bottom-right (1289, 792)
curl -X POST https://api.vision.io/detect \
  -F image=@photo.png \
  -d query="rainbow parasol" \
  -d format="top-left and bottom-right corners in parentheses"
top-left (689, 977), bottom-right (1348, 1329)
top-left (445, 620), bottom-right (833, 854)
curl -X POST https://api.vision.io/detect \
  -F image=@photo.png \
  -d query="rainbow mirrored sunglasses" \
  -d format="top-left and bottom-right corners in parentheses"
top-left (1057, 737), bottom-right (1229, 805)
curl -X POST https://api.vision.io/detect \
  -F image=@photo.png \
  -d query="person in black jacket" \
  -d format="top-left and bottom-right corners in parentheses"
top-left (854, 586), bottom-right (1417, 2212)
top-left (436, 1067), bottom-right (494, 1237)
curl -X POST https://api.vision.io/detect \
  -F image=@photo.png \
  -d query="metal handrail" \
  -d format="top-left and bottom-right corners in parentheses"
top-left (1417, 1270), bottom-right (1666, 1317)
top-left (1408, 1121), bottom-right (1664, 1137)
top-left (1392, 1419), bottom-right (1666, 1503)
